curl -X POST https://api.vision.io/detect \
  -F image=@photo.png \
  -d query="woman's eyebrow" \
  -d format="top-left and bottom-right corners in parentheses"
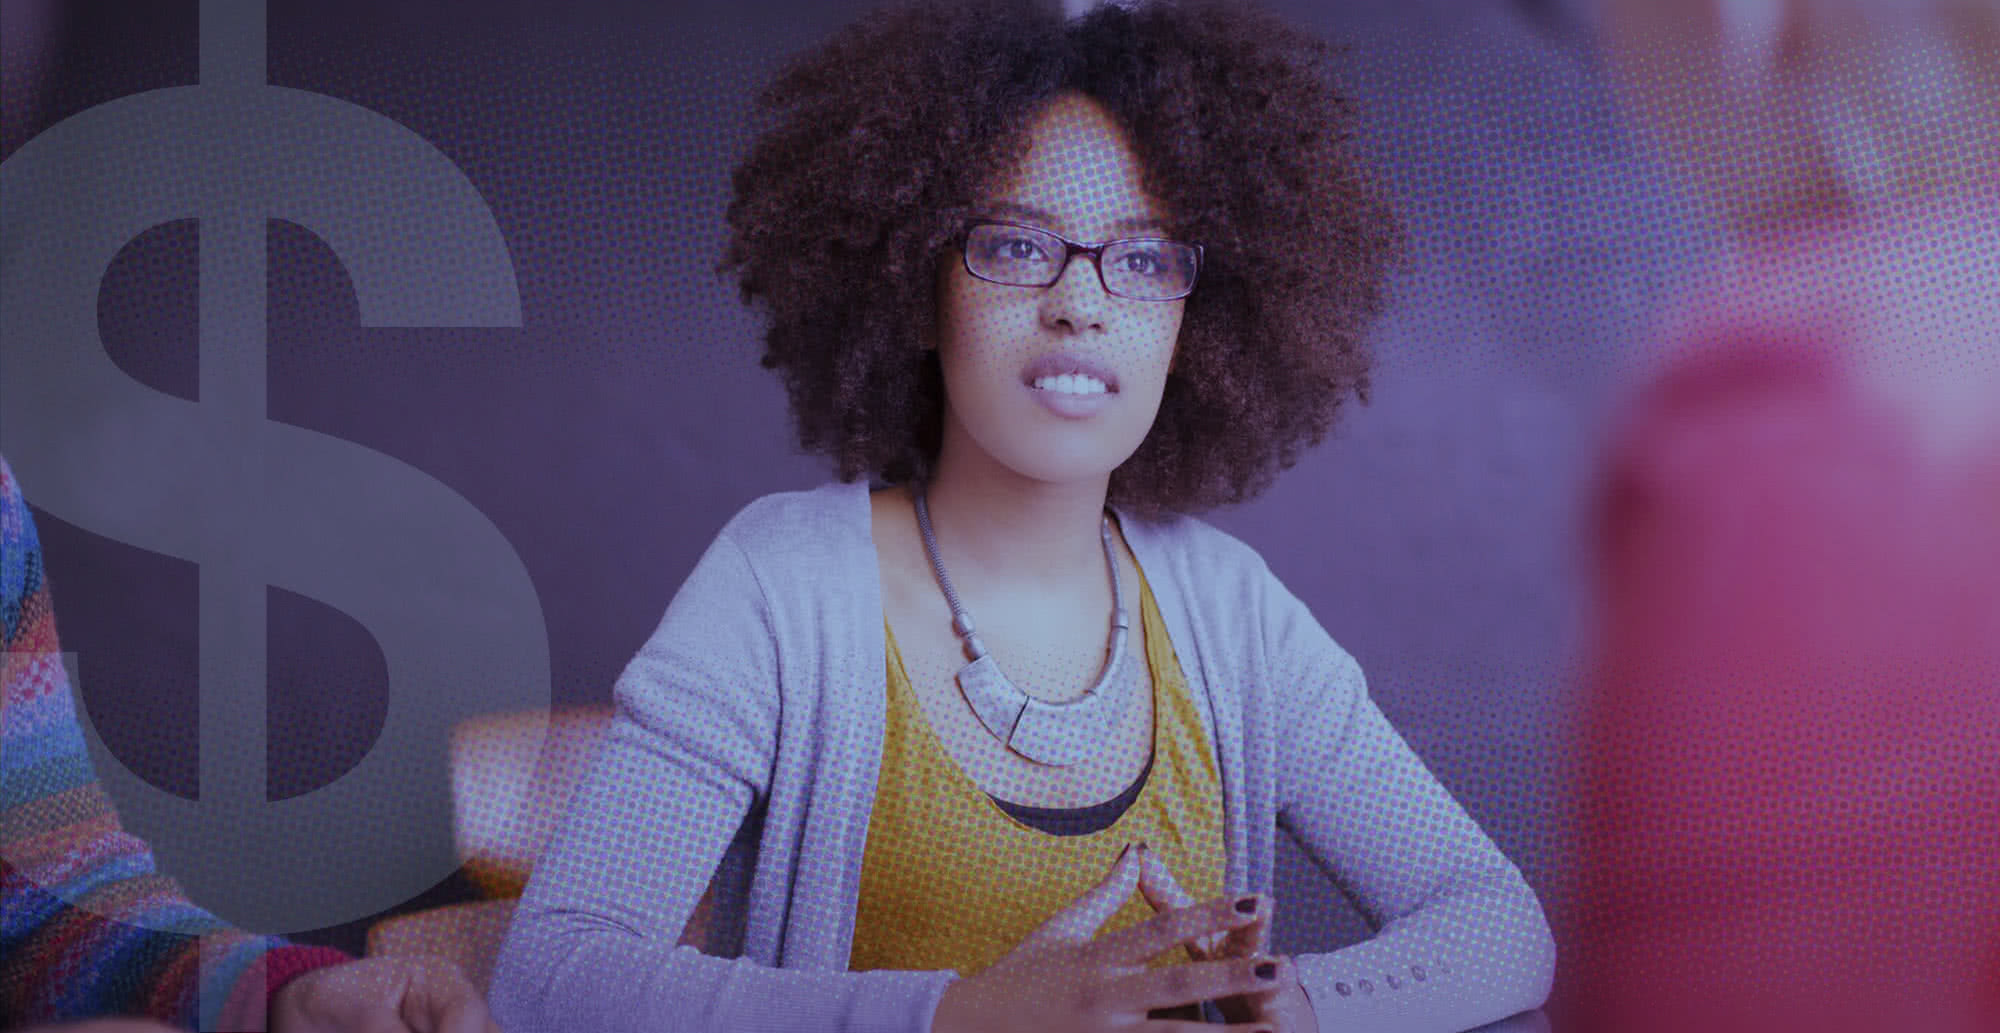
top-left (980, 200), bottom-right (1168, 236)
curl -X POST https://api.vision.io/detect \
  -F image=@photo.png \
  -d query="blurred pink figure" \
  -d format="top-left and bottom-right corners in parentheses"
top-left (1570, 2), bottom-right (2000, 1030)
top-left (1574, 226), bottom-right (2000, 1030)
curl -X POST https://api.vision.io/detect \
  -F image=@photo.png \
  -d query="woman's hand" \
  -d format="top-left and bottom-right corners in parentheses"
top-left (270, 955), bottom-right (500, 1033)
top-left (1137, 846), bottom-right (1320, 1033)
top-left (930, 844), bottom-right (1282, 1033)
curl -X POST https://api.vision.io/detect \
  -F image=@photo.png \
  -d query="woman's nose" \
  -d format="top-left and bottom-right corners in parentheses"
top-left (1039, 252), bottom-right (1110, 334)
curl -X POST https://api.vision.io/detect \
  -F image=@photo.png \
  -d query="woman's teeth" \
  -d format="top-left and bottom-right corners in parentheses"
top-left (1033, 374), bottom-right (1109, 395)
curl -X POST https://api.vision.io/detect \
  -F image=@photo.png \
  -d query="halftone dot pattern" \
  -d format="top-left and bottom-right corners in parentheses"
top-left (97, 220), bottom-right (202, 403)
top-left (928, 91), bottom-right (1188, 521)
top-left (703, 0), bottom-right (1562, 1016)
top-left (725, 0), bottom-right (1395, 515)
top-left (265, 586), bottom-right (389, 803)
top-left (1, 0), bottom-right (1760, 1016)
top-left (850, 563), bottom-right (1225, 979)
top-left (26, 519), bottom-right (205, 805)
top-left (1569, 189), bottom-right (2000, 1029)
top-left (486, 475), bottom-right (1557, 1029)
top-left (448, 705), bottom-right (611, 901)
top-left (364, 896), bottom-right (517, 997)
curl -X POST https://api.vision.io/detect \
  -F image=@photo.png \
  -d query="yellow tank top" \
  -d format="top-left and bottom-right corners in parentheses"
top-left (848, 564), bottom-right (1226, 978)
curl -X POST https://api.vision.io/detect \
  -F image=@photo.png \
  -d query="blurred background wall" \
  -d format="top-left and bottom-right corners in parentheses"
top-left (0, 0), bottom-right (1707, 959)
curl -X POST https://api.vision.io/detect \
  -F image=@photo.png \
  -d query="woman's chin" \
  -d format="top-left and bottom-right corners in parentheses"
top-left (992, 447), bottom-right (1134, 491)
top-left (939, 415), bottom-right (1149, 492)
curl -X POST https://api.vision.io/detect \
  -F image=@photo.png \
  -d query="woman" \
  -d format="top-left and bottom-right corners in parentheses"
top-left (490, 2), bottom-right (1555, 1031)
top-left (1570, 1), bottom-right (2000, 1030)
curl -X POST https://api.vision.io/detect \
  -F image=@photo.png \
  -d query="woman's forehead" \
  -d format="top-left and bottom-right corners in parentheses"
top-left (981, 92), bottom-right (1170, 239)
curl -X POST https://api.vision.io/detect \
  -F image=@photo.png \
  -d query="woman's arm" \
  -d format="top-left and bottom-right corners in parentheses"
top-left (0, 456), bottom-right (351, 1030)
top-left (487, 525), bottom-right (957, 1033)
top-left (1257, 558), bottom-right (1556, 1032)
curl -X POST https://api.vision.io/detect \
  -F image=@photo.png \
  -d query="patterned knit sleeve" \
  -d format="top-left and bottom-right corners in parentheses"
top-left (0, 455), bottom-right (349, 1031)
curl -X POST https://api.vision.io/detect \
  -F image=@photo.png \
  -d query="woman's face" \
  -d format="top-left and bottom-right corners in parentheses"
top-left (931, 90), bottom-right (1186, 492)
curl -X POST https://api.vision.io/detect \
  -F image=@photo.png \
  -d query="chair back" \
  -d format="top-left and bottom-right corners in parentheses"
top-left (450, 704), bottom-right (613, 898)
top-left (370, 705), bottom-right (716, 988)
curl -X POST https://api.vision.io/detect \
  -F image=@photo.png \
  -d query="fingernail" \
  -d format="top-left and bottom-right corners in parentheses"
top-left (1255, 961), bottom-right (1278, 981)
top-left (1234, 894), bottom-right (1259, 915)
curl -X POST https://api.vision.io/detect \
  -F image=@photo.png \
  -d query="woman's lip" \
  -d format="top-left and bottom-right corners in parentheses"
top-left (1024, 379), bottom-right (1115, 419)
top-left (1020, 350), bottom-right (1120, 393)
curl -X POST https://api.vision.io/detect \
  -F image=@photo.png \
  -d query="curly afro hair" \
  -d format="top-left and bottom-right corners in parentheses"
top-left (720, 0), bottom-right (1398, 518)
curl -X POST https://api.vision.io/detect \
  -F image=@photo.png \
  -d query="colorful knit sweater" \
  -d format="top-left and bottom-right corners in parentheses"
top-left (1, 454), bottom-right (349, 1030)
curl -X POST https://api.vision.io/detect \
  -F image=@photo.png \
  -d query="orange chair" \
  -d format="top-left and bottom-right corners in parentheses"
top-left (367, 705), bottom-right (715, 993)
top-left (448, 705), bottom-right (614, 899)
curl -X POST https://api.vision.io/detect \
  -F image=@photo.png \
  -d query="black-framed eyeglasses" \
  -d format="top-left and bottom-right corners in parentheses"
top-left (960, 219), bottom-right (1203, 302)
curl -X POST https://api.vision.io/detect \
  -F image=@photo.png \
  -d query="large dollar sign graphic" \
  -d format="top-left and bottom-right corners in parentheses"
top-left (0, 0), bottom-right (551, 940)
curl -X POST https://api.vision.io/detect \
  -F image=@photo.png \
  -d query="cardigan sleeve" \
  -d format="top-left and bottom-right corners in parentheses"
top-left (487, 522), bottom-right (957, 1033)
top-left (0, 456), bottom-right (349, 1031)
top-left (1254, 555), bottom-right (1555, 1032)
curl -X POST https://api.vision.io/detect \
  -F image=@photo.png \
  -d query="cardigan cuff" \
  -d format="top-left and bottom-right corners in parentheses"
top-left (853, 968), bottom-right (961, 1033)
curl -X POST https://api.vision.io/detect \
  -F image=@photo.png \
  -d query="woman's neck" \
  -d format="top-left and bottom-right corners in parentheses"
top-left (919, 453), bottom-right (1114, 597)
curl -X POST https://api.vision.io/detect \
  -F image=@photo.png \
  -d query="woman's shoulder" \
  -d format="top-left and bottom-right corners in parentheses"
top-left (1116, 505), bottom-right (1333, 660)
top-left (1125, 506), bottom-right (1368, 699)
top-left (1116, 503), bottom-right (1277, 590)
top-left (711, 479), bottom-right (874, 565)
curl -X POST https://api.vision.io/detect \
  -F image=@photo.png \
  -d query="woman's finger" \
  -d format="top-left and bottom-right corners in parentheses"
top-left (1025, 841), bottom-right (1145, 946)
top-left (1105, 955), bottom-right (1285, 1016)
top-left (1088, 893), bottom-right (1259, 968)
top-left (1133, 852), bottom-right (1283, 1024)
top-left (1249, 954), bottom-right (1322, 1029)
top-left (1136, 847), bottom-right (1219, 957)
top-left (1136, 848), bottom-right (1274, 962)
top-left (1216, 893), bottom-right (1272, 959)
top-left (1136, 845), bottom-right (1196, 909)
top-left (434, 991), bottom-right (493, 1033)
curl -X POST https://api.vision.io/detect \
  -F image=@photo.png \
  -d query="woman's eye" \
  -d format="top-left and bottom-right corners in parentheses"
top-left (1121, 249), bottom-right (1166, 276)
top-left (996, 236), bottom-right (1049, 262)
